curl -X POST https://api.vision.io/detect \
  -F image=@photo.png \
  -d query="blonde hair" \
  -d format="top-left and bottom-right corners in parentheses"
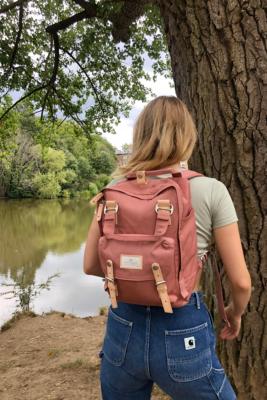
top-left (113, 96), bottom-right (197, 177)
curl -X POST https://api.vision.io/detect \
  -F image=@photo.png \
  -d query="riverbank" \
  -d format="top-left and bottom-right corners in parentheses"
top-left (0, 311), bottom-right (170, 400)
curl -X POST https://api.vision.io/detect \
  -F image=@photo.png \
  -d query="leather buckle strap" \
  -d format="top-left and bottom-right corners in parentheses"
top-left (96, 202), bottom-right (104, 222)
top-left (154, 200), bottom-right (173, 236)
top-left (103, 201), bottom-right (118, 235)
top-left (155, 202), bottom-right (174, 215)
top-left (90, 192), bottom-right (104, 205)
top-left (106, 259), bottom-right (118, 308)
top-left (136, 170), bottom-right (147, 184)
top-left (200, 251), bottom-right (230, 327)
top-left (151, 263), bottom-right (173, 313)
top-left (210, 253), bottom-right (230, 327)
top-left (104, 202), bottom-right (118, 214)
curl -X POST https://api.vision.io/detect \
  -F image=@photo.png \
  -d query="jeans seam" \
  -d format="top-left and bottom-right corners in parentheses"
top-left (207, 368), bottom-right (227, 399)
top-left (109, 307), bottom-right (133, 327)
top-left (144, 307), bottom-right (152, 379)
top-left (218, 373), bottom-right (227, 395)
top-left (165, 321), bottom-right (208, 335)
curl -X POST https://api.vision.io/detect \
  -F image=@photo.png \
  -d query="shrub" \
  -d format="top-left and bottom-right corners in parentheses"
top-left (33, 172), bottom-right (61, 198)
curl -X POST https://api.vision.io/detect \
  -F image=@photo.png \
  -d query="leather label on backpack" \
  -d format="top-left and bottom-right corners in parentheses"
top-left (120, 255), bottom-right (143, 269)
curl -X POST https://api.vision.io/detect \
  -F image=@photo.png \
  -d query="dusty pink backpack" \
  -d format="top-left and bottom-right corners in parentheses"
top-left (92, 169), bottom-right (229, 324)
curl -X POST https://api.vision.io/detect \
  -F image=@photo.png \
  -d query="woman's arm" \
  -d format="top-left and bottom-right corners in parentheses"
top-left (213, 222), bottom-right (251, 339)
top-left (83, 213), bottom-right (104, 277)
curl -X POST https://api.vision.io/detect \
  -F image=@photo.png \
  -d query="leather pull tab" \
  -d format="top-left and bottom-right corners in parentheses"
top-left (151, 263), bottom-right (173, 313)
top-left (106, 259), bottom-right (118, 308)
top-left (90, 192), bottom-right (103, 205)
top-left (96, 203), bottom-right (104, 222)
top-left (136, 171), bottom-right (147, 184)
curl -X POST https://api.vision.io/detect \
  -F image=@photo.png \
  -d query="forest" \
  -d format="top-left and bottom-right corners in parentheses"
top-left (0, 97), bottom-right (116, 198)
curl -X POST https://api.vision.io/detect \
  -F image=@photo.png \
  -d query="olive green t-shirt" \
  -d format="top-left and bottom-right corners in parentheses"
top-left (106, 175), bottom-right (238, 257)
top-left (189, 176), bottom-right (238, 256)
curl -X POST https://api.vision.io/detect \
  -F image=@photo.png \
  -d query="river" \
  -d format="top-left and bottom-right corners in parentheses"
top-left (0, 198), bottom-right (110, 327)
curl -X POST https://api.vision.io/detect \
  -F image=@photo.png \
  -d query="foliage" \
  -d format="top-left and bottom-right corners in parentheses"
top-left (0, 1), bottom-right (171, 134)
top-left (0, 268), bottom-right (60, 313)
top-left (0, 100), bottom-right (116, 198)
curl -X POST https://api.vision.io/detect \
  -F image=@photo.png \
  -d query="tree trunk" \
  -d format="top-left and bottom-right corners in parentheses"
top-left (158, 1), bottom-right (267, 399)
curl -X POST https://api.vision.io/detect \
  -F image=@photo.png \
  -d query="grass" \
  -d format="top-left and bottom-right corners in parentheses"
top-left (60, 358), bottom-right (90, 370)
top-left (0, 310), bottom-right (36, 332)
top-left (44, 310), bottom-right (66, 317)
top-left (47, 348), bottom-right (62, 358)
top-left (60, 356), bottom-right (100, 372)
top-left (99, 306), bottom-right (108, 316)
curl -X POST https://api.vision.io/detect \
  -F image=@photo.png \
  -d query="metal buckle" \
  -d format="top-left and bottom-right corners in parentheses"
top-left (155, 203), bottom-right (174, 214)
top-left (105, 276), bottom-right (114, 283)
top-left (155, 280), bottom-right (166, 286)
top-left (199, 252), bottom-right (208, 262)
top-left (104, 204), bottom-right (118, 214)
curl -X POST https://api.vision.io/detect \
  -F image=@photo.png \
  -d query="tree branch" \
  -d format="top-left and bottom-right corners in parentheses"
top-left (72, 0), bottom-right (96, 13)
top-left (51, 86), bottom-right (83, 124)
top-left (0, 0), bottom-right (153, 125)
top-left (0, 85), bottom-right (48, 121)
top-left (0, 0), bottom-right (27, 14)
top-left (41, 32), bottom-right (60, 120)
top-left (46, 9), bottom-right (95, 34)
top-left (61, 46), bottom-right (106, 115)
top-left (72, 0), bottom-right (153, 42)
top-left (42, 35), bottom-right (54, 75)
top-left (8, 2), bottom-right (24, 72)
top-left (110, 0), bottom-right (153, 42)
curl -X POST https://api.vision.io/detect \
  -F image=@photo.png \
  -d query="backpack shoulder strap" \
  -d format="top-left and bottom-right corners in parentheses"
top-left (209, 249), bottom-right (231, 327)
top-left (181, 169), bottom-right (203, 179)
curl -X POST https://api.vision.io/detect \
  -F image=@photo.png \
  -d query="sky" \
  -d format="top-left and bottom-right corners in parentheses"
top-left (103, 74), bottom-right (176, 151)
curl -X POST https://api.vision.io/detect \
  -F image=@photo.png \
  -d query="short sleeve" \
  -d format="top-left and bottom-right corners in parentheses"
top-left (211, 180), bottom-right (238, 228)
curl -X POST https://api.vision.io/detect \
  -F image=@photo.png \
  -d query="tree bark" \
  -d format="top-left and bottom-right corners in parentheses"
top-left (159, 1), bottom-right (267, 399)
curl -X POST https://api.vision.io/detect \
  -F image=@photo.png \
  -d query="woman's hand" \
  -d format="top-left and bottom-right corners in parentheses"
top-left (214, 222), bottom-right (251, 334)
top-left (219, 304), bottom-right (242, 340)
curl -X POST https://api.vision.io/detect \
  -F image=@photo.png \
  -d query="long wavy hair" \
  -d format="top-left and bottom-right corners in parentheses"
top-left (113, 96), bottom-right (197, 177)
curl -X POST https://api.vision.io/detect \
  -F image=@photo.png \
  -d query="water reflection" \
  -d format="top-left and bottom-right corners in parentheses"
top-left (0, 199), bottom-right (110, 325)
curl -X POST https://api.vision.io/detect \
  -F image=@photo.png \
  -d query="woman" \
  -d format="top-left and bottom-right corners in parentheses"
top-left (84, 96), bottom-right (251, 399)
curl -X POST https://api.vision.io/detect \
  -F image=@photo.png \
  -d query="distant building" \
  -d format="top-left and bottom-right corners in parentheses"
top-left (116, 151), bottom-right (131, 166)
top-left (115, 148), bottom-right (188, 170)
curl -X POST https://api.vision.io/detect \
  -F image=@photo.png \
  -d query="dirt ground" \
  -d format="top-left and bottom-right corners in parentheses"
top-left (0, 312), bottom-right (170, 400)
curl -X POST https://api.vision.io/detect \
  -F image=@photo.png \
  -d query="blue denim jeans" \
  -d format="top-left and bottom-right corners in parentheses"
top-left (99, 292), bottom-right (237, 399)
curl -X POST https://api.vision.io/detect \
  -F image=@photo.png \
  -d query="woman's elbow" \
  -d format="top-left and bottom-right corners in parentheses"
top-left (231, 272), bottom-right (252, 293)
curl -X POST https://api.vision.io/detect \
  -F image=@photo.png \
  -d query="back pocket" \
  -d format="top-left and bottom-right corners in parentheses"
top-left (102, 308), bottom-right (133, 366)
top-left (165, 322), bottom-right (212, 382)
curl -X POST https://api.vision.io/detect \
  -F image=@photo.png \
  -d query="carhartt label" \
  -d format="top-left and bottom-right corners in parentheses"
top-left (184, 336), bottom-right (196, 350)
top-left (120, 255), bottom-right (143, 269)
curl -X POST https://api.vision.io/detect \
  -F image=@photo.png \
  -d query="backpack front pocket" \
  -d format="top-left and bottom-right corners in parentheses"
top-left (98, 234), bottom-right (179, 306)
top-left (165, 322), bottom-right (212, 382)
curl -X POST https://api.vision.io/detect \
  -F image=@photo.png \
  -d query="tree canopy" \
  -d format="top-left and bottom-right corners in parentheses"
top-left (0, 99), bottom-right (116, 198)
top-left (0, 0), bottom-right (171, 134)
